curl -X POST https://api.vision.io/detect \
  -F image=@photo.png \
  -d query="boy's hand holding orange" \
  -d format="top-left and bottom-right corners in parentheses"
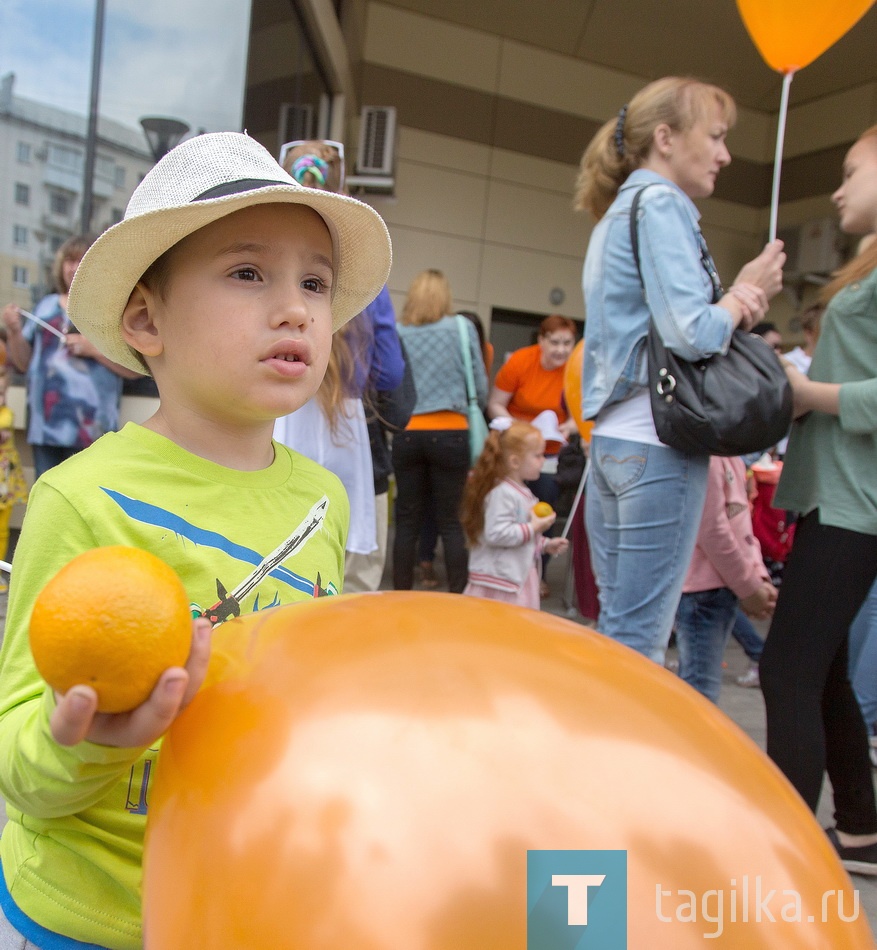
top-left (29, 546), bottom-right (211, 747)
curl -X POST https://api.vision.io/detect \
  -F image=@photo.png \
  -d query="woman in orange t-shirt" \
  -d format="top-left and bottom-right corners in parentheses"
top-left (488, 315), bottom-right (577, 594)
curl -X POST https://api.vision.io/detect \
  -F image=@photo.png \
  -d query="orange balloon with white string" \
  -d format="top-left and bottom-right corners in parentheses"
top-left (736, 0), bottom-right (876, 73)
top-left (144, 593), bottom-right (871, 948)
top-left (562, 339), bottom-right (593, 444)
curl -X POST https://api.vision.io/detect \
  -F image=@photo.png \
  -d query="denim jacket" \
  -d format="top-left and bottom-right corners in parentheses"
top-left (581, 168), bottom-right (734, 420)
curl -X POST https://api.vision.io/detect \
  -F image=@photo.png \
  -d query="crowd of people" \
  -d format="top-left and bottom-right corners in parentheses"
top-left (0, 72), bottom-right (875, 945)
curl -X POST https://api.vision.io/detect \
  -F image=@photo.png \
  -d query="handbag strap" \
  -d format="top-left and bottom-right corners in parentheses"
top-left (455, 316), bottom-right (479, 408)
top-left (628, 184), bottom-right (723, 304)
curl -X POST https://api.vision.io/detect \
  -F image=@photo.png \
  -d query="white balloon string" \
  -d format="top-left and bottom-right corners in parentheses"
top-left (769, 70), bottom-right (795, 244)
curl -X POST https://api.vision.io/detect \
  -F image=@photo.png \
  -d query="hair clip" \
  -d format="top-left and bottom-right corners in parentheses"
top-left (614, 105), bottom-right (628, 158)
top-left (489, 417), bottom-right (513, 432)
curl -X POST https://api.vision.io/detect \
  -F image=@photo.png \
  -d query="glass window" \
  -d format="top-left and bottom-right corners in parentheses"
top-left (17, 142), bottom-right (31, 163)
top-left (111, 206), bottom-right (124, 224)
top-left (13, 266), bottom-right (28, 287)
top-left (244, 0), bottom-right (333, 155)
top-left (47, 144), bottom-right (83, 173)
top-left (114, 165), bottom-right (126, 188)
top-left (13, 225), bottom-right (27, 246)
top-left (14, 183), bottom-right (29, 206)
top-left (95, 154), bottom-right (115, 183)
top-left (49, 191), bottom-right (71, 216)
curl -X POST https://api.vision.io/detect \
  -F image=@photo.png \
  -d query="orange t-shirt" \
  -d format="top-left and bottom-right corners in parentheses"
top-left (494, 345), bottom-right (568, 454)
top-left (495, 345), bottom-right (567, 414)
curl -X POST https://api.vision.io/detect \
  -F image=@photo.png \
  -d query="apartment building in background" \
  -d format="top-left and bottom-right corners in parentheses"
top-left (0, 72), bottom-right (153, 310)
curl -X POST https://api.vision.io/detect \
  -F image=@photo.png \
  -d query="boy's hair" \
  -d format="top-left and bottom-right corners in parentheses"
top-left (52, 234), bottom-right (95, 295)
top-left (460, 421), bottom-right (542, 546)
top-left (67, 132), bottom-right (392, 375)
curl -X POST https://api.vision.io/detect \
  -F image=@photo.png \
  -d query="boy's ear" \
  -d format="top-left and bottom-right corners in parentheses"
top-left (121, 283), bottom-right (163, 360)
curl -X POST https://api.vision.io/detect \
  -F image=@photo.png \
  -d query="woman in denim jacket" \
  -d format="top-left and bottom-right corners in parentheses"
top-left (573, 77), bottom-right (785, 662)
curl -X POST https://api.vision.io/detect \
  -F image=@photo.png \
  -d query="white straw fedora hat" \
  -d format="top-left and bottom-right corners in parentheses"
top-left (68, 131), bottom-right (392, 374)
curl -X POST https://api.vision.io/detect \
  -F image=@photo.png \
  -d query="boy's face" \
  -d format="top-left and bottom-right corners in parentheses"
top-left (131, 203), bottom-right (335, 427)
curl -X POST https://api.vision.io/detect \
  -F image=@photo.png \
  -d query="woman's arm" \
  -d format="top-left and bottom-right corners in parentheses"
top-left (487, 386), bottom-right (513, 420)
top-left (2, 304), bottom-right (33, 372)
top-left (784, 363), bottom-right (841, 418)
top-left (65, 334), bottom-right (143, 379)
top-left (637, 190), bottom-right (782, 360)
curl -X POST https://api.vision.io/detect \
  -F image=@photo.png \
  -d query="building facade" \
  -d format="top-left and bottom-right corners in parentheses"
top-left (0, 72), bottom-right (153, 310)
top-left (243, 0), bottom-right (876, 353)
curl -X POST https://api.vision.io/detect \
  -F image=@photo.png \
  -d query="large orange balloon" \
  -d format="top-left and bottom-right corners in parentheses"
top-left (563, 339), bottom-right (593, 444)
top-left (145, 594), bottom-right (870, 948)
top-left (736, 0), bottom-right (876, 73)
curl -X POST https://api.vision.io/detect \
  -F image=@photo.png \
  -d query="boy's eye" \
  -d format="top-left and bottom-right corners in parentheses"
top-left (233, 267), bottom-right (259, 281)
top-left (302, 276), bottom-right (329, 293)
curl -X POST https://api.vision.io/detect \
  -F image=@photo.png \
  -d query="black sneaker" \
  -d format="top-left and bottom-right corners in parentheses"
top-left (826, 827), bottom-right (877, 876)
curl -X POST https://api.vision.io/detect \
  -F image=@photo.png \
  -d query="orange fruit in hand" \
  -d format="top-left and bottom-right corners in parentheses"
top-left (30, 546), bottom-right (192, 713)
top-left (532, 502), bottom-right (554, 517)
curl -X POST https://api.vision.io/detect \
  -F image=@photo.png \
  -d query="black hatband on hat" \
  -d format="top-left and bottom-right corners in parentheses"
top-left (194, 179), bottom-right (290, 201)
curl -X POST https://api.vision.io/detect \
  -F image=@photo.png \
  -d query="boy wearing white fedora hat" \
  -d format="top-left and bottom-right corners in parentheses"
top-left (0, 132), bottom-right (391, 948)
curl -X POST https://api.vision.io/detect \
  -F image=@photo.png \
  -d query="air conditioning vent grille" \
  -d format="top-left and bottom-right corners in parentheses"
top-left (357, 106), bottom-right (396, 176)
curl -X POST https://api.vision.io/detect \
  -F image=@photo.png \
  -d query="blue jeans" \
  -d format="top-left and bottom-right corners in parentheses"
top-left (586, 435), bottom-right (709, 663)
top-left (675, 587), bottom-right (737, 703)
top-left (732, 608), bottom-right (764, 663)
top-left (849, 576), bottom-right (877, 730)
top-left (32, 443), bottom-right (80, 480)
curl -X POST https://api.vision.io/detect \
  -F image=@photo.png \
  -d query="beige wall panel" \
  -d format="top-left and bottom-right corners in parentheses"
top-left (479, 244), bottom-right (585, 320)
top-left (386, 225), bottom-right (483, 301)
top-left (364, 3), bottom-right (501, 93)
top-left (702, 227), bottom-right (766, 288)
top-left (700, 196), bottom-right (764, 234)
top-left (729, 108), bottom-right (774, 164)
top-left (497, 40), bottom-right (641, 123)
top-left (484, 180), bottom-right (585, 258)
top-left (395, 126), bottom-right (491, 176)
top-left (379, 160), bottom-right (489, 239)
top-left (776, 195), bottom-right (838, 227)
top-left (489, 148), bottom-right (579, 193)
top-left (784, 85), bottom-right (877, 158)
top-left (248, 24), bottom-right (300, 86)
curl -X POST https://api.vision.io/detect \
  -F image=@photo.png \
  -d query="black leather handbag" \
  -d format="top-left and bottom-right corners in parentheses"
top-left (630, 186), bottom-right (792, 457)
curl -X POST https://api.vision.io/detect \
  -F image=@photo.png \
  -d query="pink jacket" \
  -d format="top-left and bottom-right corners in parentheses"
top-left (683, 456), bottom-right (768, 599)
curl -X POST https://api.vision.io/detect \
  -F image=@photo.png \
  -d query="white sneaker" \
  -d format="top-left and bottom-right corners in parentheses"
top-left (736, 664), bottom-right (760, 688)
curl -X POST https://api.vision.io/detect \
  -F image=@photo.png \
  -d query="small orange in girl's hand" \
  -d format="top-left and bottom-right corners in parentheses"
top-left (532, 502), bottom-right (554, 517)
top-left (29, 546), bottom-right (192, 713)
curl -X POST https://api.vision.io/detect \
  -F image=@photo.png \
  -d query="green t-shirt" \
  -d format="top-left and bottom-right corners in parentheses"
top-left (0, 423), bottom-right (349, 948)
top-left (776, 267), bottom-right (877, 535)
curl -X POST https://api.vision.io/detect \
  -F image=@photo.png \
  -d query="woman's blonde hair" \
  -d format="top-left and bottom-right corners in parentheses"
top-left (573, 77), bottom-right (736, 221)
top-left (460, 421), bottom-right (542, 546)
top-left (52, 234), bottom-right (94, 295)
top-left (316, 320), bottom-right (371, 438)
top-left (821, 126), bottom-right (877, 303)
top-left (400, 269), bottom-right (453, 326)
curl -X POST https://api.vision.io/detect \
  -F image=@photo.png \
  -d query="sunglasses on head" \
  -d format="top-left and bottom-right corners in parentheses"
top-left (279, 139), bottom-right (345, 190)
